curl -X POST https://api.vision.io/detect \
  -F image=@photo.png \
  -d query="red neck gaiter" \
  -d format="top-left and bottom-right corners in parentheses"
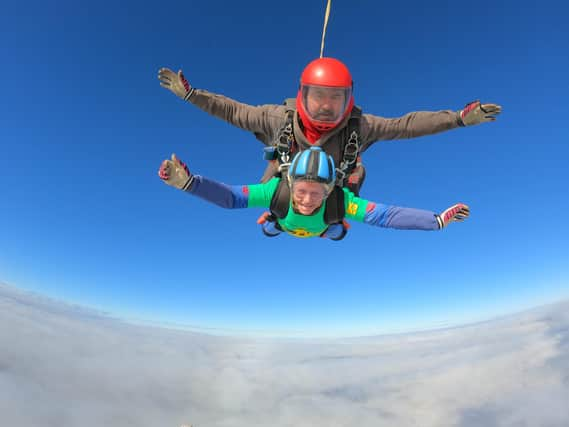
top-left (296, 92), bottom-right (324, 143)
top-left (300, 121), bottom-right (324, 144)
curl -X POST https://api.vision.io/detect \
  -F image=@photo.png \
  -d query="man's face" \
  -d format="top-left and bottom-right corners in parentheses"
top-left (291, 180), bottom-right (327, 215)
top-left (305, 86), bottom-right (347, 123)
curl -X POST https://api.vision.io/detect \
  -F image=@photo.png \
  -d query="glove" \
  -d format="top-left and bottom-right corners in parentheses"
top-left (436, 203), bottom-right (470, 229)
top-left (458, 100), bottom-right (502, 126)
top-left (158, 68), bottom-right (193, 101)
top-left (158, 154), bottom-right (194, 191)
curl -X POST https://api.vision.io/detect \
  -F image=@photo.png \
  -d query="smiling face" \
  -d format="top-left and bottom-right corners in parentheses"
top-left (291, 180), bottom-right (327, 215)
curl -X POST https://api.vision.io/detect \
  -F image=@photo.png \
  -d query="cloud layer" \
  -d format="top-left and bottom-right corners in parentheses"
top-left (1, 283), bottom-right (568, 427)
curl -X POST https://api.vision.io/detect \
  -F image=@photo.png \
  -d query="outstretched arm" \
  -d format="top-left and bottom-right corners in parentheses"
top-left (158, 67), bottom-right (283, 140)
top-left (343, 190), bottom-right (469, 230)
top-left (364, 202), bottom-right (469, 230)
top-left (158, 154), bottom-right (249, 209)
top-left (360, 100), bottom-right (502, 147)
top-left (363, 203), bottom-right (439, 230)
top-left (158, 154), bottom-right (276, 209)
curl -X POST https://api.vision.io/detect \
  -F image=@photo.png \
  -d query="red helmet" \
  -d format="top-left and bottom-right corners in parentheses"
top-left (296, 57), bottom-right (355, 132)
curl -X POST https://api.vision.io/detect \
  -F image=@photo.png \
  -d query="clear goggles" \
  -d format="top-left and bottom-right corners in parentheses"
top-left (301, 84), bottom-right (352, 124)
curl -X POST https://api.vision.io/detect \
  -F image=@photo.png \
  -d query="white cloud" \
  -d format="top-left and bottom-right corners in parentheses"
top-left (1, 283), bottom-right (568, 427)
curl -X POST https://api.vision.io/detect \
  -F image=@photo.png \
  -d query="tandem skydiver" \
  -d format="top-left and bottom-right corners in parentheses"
top-left (158, 57), bottom-right (501, 194)
top-left (158, 147), bottom-right (469, 240)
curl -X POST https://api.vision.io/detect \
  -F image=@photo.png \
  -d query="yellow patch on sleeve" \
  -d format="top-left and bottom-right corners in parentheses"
top-left (347, 202), bottom-right (358, 216)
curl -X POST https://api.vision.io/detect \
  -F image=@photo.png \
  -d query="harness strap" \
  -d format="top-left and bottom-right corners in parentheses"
top-left (336, 106), bottom-right (362, 186)
top-left (323, 186), bottom-right (345, 225)
top-left (262, 102), bottom-right (363, 240)
top-left (269, 178), bottom-right (291, 219)
top-left (275, 110), bottom-right (295, 165)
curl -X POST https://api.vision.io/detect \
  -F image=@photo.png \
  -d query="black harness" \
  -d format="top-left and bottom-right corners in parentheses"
top-left (258, 99), bottom-right (364, 240)
top-left (262, 99), bottom-right (364, 192)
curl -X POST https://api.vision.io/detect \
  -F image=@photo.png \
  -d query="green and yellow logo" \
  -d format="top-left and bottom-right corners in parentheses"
top-left (286, 228), bottom-right (320, 238)
top-left (347, 202), bottom-right (358, 216)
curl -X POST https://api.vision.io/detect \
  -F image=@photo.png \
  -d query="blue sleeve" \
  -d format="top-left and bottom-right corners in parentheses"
top-left (364, 203), bottom-right (439, 230)
top-left (184, 175), bottom-right (249, 209)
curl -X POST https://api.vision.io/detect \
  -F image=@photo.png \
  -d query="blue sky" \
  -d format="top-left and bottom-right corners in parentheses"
top-left (1, 0), bottom-right (568, 337)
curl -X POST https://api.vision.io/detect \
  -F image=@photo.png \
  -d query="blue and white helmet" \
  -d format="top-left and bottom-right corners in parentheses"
top-left (287, 147), bottom-right (336, 194)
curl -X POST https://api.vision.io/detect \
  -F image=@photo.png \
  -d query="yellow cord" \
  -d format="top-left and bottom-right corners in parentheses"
top-left (320, 0), bottom-right (332, 58)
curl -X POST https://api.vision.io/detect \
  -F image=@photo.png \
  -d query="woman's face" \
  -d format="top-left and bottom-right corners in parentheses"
top-left (291, 181), bottom-right (327, 215)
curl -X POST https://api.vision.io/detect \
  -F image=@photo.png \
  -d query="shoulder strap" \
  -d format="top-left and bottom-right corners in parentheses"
top-left (323, 186), bottom-right (345, 225)
top-left (343, 105), bottom-right (362, 168)
top-left (269, 178), bottom-right (291, 219)
top-left (347, 105), bottom-right (362, 136)
top-left (336, 106), bottom-right (363, 187)
top-left (253, 98), bottom-right (296, 147)
top-left (262, 98), bottom-right (297, 168)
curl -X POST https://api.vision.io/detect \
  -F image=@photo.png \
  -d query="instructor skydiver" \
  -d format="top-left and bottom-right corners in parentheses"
top-left (158, 57), bottom-right (501, 194)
